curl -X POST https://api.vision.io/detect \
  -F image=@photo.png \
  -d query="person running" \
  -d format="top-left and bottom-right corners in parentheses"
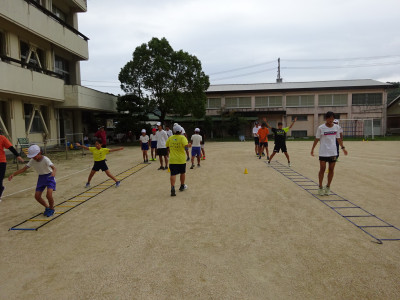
top-left (0, 134), bottom-right (24, 202)
top-left (311, 111), bottom-right (348, 196)
top-left (139, 129), bottom-right (150, 163)
top-left (94, 126), bottom-right (107, 148)
top-left (149, 128), bottom-right (157, 161)
top-left (156, 122), bottom-right (169, 170)
top-left (190, 128), bottom-right (202, 169)
top-left (252, 121), bottom-right (260, 156)
top-left (333, 119), bottom-right (343, 161)
top-left (166, 125), bottom-right (190, 197)
top-left (76, 140), bottom-right (123, 188)
top-left (266, 117), bottom-right (297, 166)
top-left (257, 122), bottom-right (270, 160)
top-left (8, 145), bottom-right (56, 217)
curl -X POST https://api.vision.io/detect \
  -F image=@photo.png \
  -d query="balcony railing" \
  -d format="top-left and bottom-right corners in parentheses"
top-left (24, 0), bottom-right (89, 41)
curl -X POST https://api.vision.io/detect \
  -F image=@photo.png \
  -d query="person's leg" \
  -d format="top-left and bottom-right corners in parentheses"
top-left (34, 190), bottom-right (48, 208)
top-left (269, 152), bottom-right (276, 162)
top-left (105, 170), bottom-right (118, 182)
top-left (284, 152), bottom-right (290, 162)
top-left (327, 161), bottom-right (336, 187)
top-left (336, 140), bottom-right (339, 159)
top-left (266, 144), bottom-right (270, 159)
top-left (170, 174), bottom-right (176, 187)
top-left (318, 160), bottom-right (327, 188)
top-left (201, 146), bottom-right (205, 158)
top-left (0, 162), bottom-right (6, 198)
top-left (180, 173), bottom-right (186, 185)
top-left (185, 148), bottom-right (190, 160)
top-left (46, 188), bottom-right (55, 209)
top-left (158, 154), bottom-right (163, 168)
top-left (87, 170), bottom-right (96, 183)
top-left (191, 154), bottom-right (195, 166)
top-left (165, 155), bottom-right (168, 169)
top-left (142, 150), bottom-right (145, 161)
top-left (197, 155), bottom-right (201, 166)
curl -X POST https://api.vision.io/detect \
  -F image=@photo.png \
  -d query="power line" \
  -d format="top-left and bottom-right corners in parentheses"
top-left (282, 61), bottom-right (400, 70)
top-left (211, 67), bottom-right (277, 81)
top-left (209, 60), bottom-right (276, 76)
top-left (283, 54), bottom-right (400, 62)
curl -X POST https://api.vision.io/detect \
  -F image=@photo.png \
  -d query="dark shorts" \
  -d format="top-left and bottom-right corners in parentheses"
top-left (319, 156), bottom-right (337, 163)
top-left (36, 173), bottom-right (56, 192)
top-left (92, 160), bottom-right (108, 172)
top-left (273, 144), bottom-right (287, 153)
top-left (0, 162), bottom-right (6, 196)
top-left (141, 143), bottom-right (149, 151)
top-left (254, 137), bottom-right (259, 145)
top-left (157, 148), bottom-right (168, 156)
top-left (259, 142), bottom-right (268, 147)
top-left (191, 147), bottom-right (201, 157)
top-left (151, 141), bottom-right (157, 149)
top-left (169, 164), bottom-right (186, 176)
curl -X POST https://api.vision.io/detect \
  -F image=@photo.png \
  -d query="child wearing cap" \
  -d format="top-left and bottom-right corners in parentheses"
top-left (139, 129), bottom-right (150, 163)
top-left (150, 128), bottom-right (157, 161)
top-left (156, 122), bottom-right (169, 170)
top-left (8, 145), bottom-right (57, 217)
top-left (76, 140), bottom-right (123, 188)
top-left (190, 128), bottom-right (202, 169)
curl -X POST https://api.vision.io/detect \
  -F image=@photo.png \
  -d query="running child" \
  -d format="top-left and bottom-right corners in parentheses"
top-left (257, 122), bottom-right (270, 160)
top-left (139, 129), bottom-right (149, 163)
top-left (150, 128), bottom-right (157, 161)
top-left (76, 140), bottom-right (123, 188)
top-left (266, 117), bottom-right (297, 166)
top-left (8, 145), bottom-right (56, 217)
top-left (190, 128), bottom-right (202, 169)
top-left (311, 111), bottom-right (348, 196)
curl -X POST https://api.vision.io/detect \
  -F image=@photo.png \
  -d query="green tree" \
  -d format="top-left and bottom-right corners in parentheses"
top-left (118, 37), bottom-right (210, 123)
top-left (115, 94), bottom-right (150, 135)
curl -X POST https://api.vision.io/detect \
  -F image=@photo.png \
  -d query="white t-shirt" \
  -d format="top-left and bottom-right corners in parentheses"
top-left (139, 135), bottom-right (149, 143)
top-left (166, 129), bottom-right (173, 137)
top-left (316, 123), bottom-right (341, 157)
top-left (150, 133), bottom-right (157, 142)
top-left (252, 126), bottom-right (260, 137)
top-left (156, 130), bottom-right (168, 148)
top-left (27, 156), bottom-right (54, 175)
top-left (191, 134), bottom-right (202, 147)
top-left (180, 126), bottom-right (186, 134)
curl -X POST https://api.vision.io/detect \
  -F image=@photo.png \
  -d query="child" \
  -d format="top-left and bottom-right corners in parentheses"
top-left (257, 122), bottom-right (270, 160)
top-left (139, 129), bottom-right (150, 163)
top-left (76, 140), bottom-right (123, 188)
top-left (8, 145), bottom-right (56, 217)
top-left (150, 128), bottom-right (157, 161)
top-left (190, 128), bottom-right (202, 169)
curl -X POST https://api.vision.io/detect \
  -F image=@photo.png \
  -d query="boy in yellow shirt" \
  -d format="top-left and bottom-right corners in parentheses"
top-left (76, 140), bottom-right (123, 188)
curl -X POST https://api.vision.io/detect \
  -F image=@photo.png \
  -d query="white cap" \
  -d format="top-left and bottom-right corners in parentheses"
top-left (333, 119), bottom-right (339, 124)
top-left (27, 144), bottom-right (41, 158)
top-left (195, 128), bottom-right (200, 132)
top-left (156, 122), bottom-right (161, 126)
top-left (173, 123), bottom-right (178, 126)
top-left (141, 129), bottom-right (146, 133)
top-left (173, 124), bottom-right (182, 133)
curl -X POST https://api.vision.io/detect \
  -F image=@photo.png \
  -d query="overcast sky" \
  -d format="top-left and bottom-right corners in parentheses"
top-left (79, 0), bottom-right (400, 94)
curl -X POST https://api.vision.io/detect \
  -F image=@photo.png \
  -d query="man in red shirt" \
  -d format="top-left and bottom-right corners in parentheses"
top-left (257, 122), bottom-right (270, 160)
top-left (94, 126), bottom-right (107, 148)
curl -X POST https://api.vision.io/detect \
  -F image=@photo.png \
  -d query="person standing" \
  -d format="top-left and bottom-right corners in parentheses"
top-left (190, 128), bottom-right (202, 169)
top-left (149, 128), bottom-right (158, 161)
top-left (252, 121), bottom-right (260, 156)
top-left (156, 122), bottom-right (169, 170)
top-left (166, 125), bottom-right (189, 197)
top-left (311, 111), bottom-right (348, 196)
top-left (0, 135), bottom-right (24, 201)
top-left (94, 126), bottom-right (107, 148)
top-left (165, 125), bottom-right (173, 138)
top-left (139, 129), bottom-right (150, 163)
top-left (257, 122), bottom-right (270, 160)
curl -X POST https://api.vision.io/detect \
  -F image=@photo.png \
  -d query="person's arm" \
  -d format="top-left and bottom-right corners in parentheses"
top-left (289, 117), bottom-right (297, 129)
top-left (75, 143), bottom-right (89, 150)
top-left (50, 165), bottom-right (56, 177)
top-left (337, 138), bottom-right (348, 156)
top-left (7, 146), bottom-right (24, 163)
top-left (311, 138), bottom-right (320, 156)
top-left (262, 117), bottom-right (272, 128)
top-left (109, 147), bottom-right (124, 153)
top-left (8, 165), bottom-right (29, 181)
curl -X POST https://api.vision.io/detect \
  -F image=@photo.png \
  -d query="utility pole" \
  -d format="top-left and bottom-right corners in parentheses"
top-left (276, 57), bottom-right (282, 83)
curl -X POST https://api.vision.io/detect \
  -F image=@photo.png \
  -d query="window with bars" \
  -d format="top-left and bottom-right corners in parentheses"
top-left (55, 55), bottom-right (70, 84)
top-left (255, 96), bottom-right (282, 107)
top-left (352, 93), bottom-right (383, 106)
top-left (225, 97), bottom-right (251, 108)
top-left (207, 98), bottom-right (221, 109)
top-left (24, 104), bottom-right (48, 133)
top-left (52, 5), bottom-right (67, 22)
top-left (286, 95), bottom-right (314, 107)
top-left (20, 41), bottom-right (45, 72)
top-left (318, 94), bottom-right (347, 106)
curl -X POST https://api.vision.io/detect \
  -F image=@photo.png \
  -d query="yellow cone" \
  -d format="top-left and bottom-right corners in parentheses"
top-left (244, 168), bottom-right (248, 174)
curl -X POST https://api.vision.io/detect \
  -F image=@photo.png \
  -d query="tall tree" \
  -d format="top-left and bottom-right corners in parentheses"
top-left (118, 37), bottom-right (210, 123)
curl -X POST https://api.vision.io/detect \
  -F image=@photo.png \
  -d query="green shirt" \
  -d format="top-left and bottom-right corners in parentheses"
top-left (166, 134), bottom-right (188, 164)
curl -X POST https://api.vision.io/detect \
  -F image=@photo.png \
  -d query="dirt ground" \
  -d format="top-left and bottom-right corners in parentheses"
top-left (0, 141), bottom-right (399, 300)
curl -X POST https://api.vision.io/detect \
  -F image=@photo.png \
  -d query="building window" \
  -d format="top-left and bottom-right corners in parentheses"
top-left (207, 98), bottom-right (221, 109)
top-left (24, 104), bottom-right (48, 133)
top-left (286, 95), bottom-right (314, 107)
top-left (52, 5), bottom-right (66, 22)
top-left (352, 93), bottom-right (382, 106)
top-left (319, 94), bottom-right (347, 106)
top-left (55, 55), bottom-right (70, 84)
top-left (292, 115), bottom-right (308, 121)
top-left (255, 96), bottom-right (282, 107)
top-left (225, 97), bottom-right (251, 108)
top-left (291, 130), bottom-right (308, 138)
top-left (20, 41), bottom-right (44, 72)
top-left (0, 32), bottom-right (5, 58)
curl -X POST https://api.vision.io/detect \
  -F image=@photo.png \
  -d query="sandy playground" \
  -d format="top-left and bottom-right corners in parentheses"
top-left (0, 140), bottom-right (399, 300)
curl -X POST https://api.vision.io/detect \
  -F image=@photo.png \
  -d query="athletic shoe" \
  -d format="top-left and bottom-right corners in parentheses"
top-left (115, 181), bottom-right (121, 187)
top-left (267, 156), bottom-right (270, 161)
top-left (44, 207), bottom-right (50, 216)
top-left (262, 153), bottom-right (265, 157)
top-left (197, 164), bottom-right (201, 167)
top-left (190, 165), bottom-right (195, 169)
top-left (186, 157), bottom-right (190, 161)
top-left (158, 166), bottom-right (164, 170)
top-left (202, 157), bottom-right (205, 160)
top-left (268, 160), bottom-right (271, 164)
top-left (85, 182), bottom-right (90, 188)
top-left (179, 184), bottom-right (187, 191)
top-left (171, 187), bottom-right (176, 197)
top-left (256, 153), bottom-right (259, 156)
top-left (288, 161), bottom-right (291, 167)
top-left (318, 188), bottom-right (324, 196)
top-left (324, 186), bottom-right (330, 195)
top-left (46, 208), bottom-right (55, 217)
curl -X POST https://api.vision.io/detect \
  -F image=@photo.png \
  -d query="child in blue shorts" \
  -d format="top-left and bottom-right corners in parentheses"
top-left (8, 145), bottom-right (56, 217)
top-left (139, 129), bottom-right (150, 163)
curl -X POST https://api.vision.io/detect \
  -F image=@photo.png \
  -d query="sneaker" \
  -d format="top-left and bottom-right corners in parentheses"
top-left (85, 182), bottom-right (90, 188)
top-left (190, 165), bottom-right (195, 169)
top-left (186, 157), bottom-right (190, 161)
top-left (179, 184), bottom-right (188, 191)
top-left (324, 186), bottom-right (330, 195)
top-left (158, 166), bottom-right (164, 170)
top-left (259, 155), bottom-right (262, 159)
top-left (256, 153), bottom-right (259, 156)
top-left (267, 156), bottom-right (270, 161)
top-left (197, 164), bottom-right (200, 167)
top-left (262, 153), bottom-right (265, 157)
top-left (268, 160), bottom-right (271, 164)
top-left (171, 187), bottom-right (176, 197)
top-left (202, 156), bottom-right (205, 160)
top-left (318, 187), bottom-right (324, 196)
top-left (44, 207), bottom-right (50, 216)
top-left (288, 161), bottom-right (291, 167)
top-left (115, 181), bottom-right (121, 187)
top-left (46, 208), bottom-right (55, 217)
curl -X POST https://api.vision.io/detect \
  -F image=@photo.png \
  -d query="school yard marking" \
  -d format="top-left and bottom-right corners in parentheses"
top-left (8, 163), bottom-right (149, 231)
top-left (267, 161), bottom-right (400, 244)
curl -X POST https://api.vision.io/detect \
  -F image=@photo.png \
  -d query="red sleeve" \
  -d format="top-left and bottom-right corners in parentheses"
top-left (1, 135), bottom-right (12, 148)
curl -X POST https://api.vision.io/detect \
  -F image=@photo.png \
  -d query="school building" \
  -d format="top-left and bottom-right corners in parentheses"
top-left (205, 79), bottom-right (392, 138)
top-left (0, 0), bottom-right (117, 147)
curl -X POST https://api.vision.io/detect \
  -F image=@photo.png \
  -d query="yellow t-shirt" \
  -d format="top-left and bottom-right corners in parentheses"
top-left (89, 147), bottom-right (110, 161)
top-left (166, 134), bottom-right (188, 164)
